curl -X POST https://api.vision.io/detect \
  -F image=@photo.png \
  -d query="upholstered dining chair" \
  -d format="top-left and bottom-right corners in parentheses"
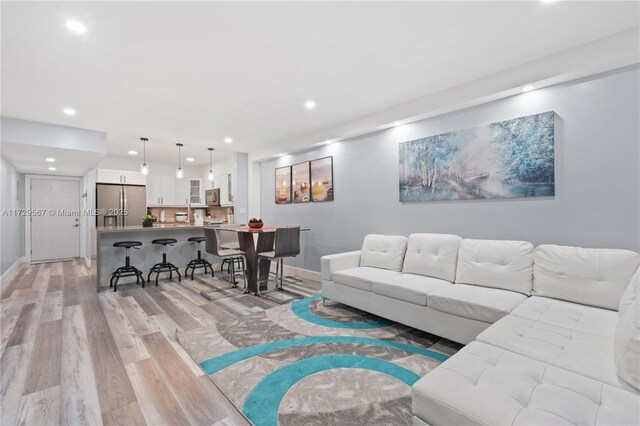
top-left (257, 225), bottom-right (301, 290)
top-left (203, 227), bottom-right (246, 289)
top-left (218, 228), bottom-right (244, 276)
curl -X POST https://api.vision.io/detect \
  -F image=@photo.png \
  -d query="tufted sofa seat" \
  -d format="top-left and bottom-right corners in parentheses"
top-left (412, 341), bottom-right (639, 426)
top-left (321, 233), bottom-right (640, 425)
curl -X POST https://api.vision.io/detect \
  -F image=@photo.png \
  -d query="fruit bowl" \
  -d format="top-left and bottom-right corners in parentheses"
top-left (248, 222), bottom-right (264, 229)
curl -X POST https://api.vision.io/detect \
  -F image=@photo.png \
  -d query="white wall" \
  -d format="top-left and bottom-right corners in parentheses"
top-left (1, 155), bottom-right (24, 275)
top-left (260, 66), bottom-right (640, 272)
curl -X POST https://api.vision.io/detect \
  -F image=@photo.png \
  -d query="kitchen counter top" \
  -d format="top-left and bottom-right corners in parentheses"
top-left (96, 222), bottom-right (235, 233)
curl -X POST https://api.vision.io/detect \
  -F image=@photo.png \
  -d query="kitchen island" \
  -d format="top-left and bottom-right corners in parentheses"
top-left (96, 223), bottom-right (236, 291)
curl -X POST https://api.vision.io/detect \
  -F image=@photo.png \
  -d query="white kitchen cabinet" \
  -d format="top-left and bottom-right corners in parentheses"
top-left (123, 171), bottom-right (147, 185)
top-left (96, 169), bottom-right (146, 185)
top-left (159, 176), bottom-right (176, 205)
top-left (146, 176), bottom-right (161, 205)
top-left (175, 178), bottom-right (189, 206)
top-left (147, 176), bottom-right (178, 206)
top-left (96, 169), bottom-right (124, 184)
top-left (189, 179), bottom-right (202, 205)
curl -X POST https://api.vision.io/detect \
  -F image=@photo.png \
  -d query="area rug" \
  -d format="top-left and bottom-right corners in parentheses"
top-left (177, 295), bottom-right (460, 426)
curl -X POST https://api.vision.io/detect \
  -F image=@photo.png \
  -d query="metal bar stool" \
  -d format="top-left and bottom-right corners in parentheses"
top-left (203, 227), bottom-right (247, 289)
top-left (257, 226), bottom-right (301, 290)
top-left (148, 238), bottom-right (182, 286)
top-left (184, 236), bottom-right (214, 280)
top-left (110, 241), bottom-right (145, 292)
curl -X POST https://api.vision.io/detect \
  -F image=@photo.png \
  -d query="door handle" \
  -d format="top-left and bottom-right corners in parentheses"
top-left (73, 224), bottom-right (79, 228)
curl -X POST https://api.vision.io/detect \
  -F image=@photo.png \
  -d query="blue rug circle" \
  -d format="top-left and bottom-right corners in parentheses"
top-left (291, 295), bottom-right (393, 329)
top-left (242, 354), bottom-right (421, 426)
top-left (199, 335), bottom-right (449, 375)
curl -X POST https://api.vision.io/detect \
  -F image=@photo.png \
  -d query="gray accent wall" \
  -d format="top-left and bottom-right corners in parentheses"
top-left (1, 155), bottom-right (24, 275)
top-left (260, 66), bottom-right (640, 273)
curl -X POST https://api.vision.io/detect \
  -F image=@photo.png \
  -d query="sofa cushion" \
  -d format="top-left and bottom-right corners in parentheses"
top-left (614, 268), bottom-right (640, 391)
top-left (412, 341), bottom-right (640, 426)
top-left (359, 234), bottom-right (408, 271)
top-left (510, 296), bottom-right (620, 338)
top-left (477, 315), bottom-right (622, 388)
top-left (619, 267), bottom-right (639, 314)
top-left (332, 267), bottom-right (401, 292)
top-left (371, 273), bottom-right (450, 306)
top-left (533, 244), bottom-right (640, 310)
top-left (401, 233), bottom-right (462, 282)
top-left (426, 284), bottom-right (527, 323)
top-left (455, 238), bottom-right (534, 295)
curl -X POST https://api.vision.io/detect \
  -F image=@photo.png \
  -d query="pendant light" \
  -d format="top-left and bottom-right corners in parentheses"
top-left (176, 143), bottom-right (184, 179)
top-left (140, 137), bottom-right (149, 175)
top-left (208, 147), bottom-right (214, 181)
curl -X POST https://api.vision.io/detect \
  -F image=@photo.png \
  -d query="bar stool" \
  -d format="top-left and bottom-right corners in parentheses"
top-left (184, 236), bottom-right (214, 280)
top-left (110, 241), bottom-right (145, 292)
top-left (148, 238), bottom-right (181, 286)
top-left (257, 226), bottom-right (300, 290)
top-left (203, 227), bottom-right (247, 289)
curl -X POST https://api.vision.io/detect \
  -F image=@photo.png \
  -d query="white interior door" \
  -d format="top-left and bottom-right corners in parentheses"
top-left (31, 178), bottom-right (80, 261)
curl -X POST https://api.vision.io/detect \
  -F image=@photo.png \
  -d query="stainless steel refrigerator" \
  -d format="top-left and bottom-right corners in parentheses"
top-left (96, 183), bottom-right (147, 227)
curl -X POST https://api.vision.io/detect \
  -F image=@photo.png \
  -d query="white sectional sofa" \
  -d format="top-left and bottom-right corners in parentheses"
top-left (321, 234), bottom-right (640, 425)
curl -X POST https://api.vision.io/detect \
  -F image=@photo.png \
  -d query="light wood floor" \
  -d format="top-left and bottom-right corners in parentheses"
top-left (1, 259), bottom-right (320, 425)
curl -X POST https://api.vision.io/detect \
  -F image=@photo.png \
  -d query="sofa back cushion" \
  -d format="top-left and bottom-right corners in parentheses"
top-left (360, 234), bottom-right (408, 271)
top-left (533, 245), bottom-right (640, 310)
top-left (402, 233), bottom-right (462, 282)
top-left (613, 268), bottom-right (640, 391)
top-left (455, 239), bottom-right (534, 295)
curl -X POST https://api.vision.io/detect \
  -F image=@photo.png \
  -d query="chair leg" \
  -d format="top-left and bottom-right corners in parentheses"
top-left (230, 259), bottom-right (237, 288)
top-left (279, 258), bottom-right (284, 290)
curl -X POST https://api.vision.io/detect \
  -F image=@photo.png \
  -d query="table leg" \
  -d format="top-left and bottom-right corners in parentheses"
top-left (238, 231), bottom-right (258, 294)
top-left (256, 232), bottom-right (275, 293)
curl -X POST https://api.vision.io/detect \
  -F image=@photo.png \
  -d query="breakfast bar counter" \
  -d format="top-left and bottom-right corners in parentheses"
top-left (96, 223), bottom-right (236, 291)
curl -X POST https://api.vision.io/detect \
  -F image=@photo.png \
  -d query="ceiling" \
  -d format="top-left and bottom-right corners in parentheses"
top-left (2, 1), bottom-right (639, 166)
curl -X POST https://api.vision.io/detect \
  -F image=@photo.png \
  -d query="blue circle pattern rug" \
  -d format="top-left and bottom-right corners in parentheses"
top-left (177, 295), bottom-right (461, 426)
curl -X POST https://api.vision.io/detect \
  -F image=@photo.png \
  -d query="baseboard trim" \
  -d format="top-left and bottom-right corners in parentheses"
top-left (1, 256), bottom-right (26, 286)
top-left (281, 264), bottom-right (321, 283)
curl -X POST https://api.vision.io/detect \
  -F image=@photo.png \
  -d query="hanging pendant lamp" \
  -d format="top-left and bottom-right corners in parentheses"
top-left (140, 137), bottom-right (149, 175)
top-left (208, 148), bottom-right (214, 181)
top-left (176, 143), bottom-right (184, 179)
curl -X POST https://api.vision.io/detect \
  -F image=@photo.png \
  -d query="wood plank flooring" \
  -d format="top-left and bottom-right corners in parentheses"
top-left (1, 259), bottom-right (320, 425)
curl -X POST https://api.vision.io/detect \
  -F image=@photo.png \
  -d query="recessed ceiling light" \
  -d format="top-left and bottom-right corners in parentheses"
top-left (522, 85), bottom-right (535, 92)
top-left (278, 153), bottom-right (287, 157)
top-left (63, 107), bottom-right (76, 116)
top-left (224, 137), bottom-right (233, 144)
top-left (186, 157), bottom-right (194, 162)
top-left (128, 150), bottom-right (138, 155)
top-left (66, 20), bottom-right (87, 34)
top-left (541, 0), bottom-right (557, 3)
top-left (304, 100), bottom-right (316, 110)
top-left (46, 158), bottom-right (55, 163)
top-left (49, 167), bottom-right (57, 171)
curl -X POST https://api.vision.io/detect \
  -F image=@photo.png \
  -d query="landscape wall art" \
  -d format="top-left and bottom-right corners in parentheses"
top-left (399, 111), bottom-right (555, 202)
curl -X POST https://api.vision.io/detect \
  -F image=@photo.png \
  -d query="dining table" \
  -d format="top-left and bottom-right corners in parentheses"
top-left (217, 225), bottom-right (310, 295)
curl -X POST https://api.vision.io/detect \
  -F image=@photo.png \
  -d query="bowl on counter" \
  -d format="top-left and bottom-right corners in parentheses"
top-left (248, 222), bottom-right (264, 229)
top-left (175, 212), bottom-right (188, 223)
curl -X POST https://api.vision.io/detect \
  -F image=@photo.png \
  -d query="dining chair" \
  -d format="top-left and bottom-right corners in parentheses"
top-left (218, 228), bottom-right (244, 275)
top-left (257, 225), bottom-right (301, 290)
top-left (203, 227), bottom-right (246, 289)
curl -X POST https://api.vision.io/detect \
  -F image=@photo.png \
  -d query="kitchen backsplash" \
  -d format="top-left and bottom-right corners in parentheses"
top-left (148, 206), bottom-right (234, 223)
